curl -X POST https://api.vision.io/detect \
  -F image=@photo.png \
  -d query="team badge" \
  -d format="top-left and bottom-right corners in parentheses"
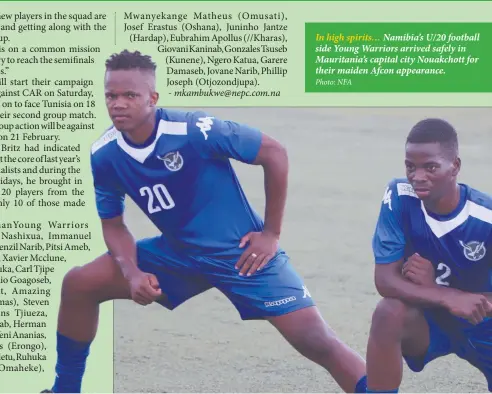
top-left (459, 240), bottom-right (486, 261)
top-left (157, 151), bottom-right (184, 172)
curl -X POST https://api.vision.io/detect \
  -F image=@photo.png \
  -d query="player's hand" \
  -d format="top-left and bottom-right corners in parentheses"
top-left (235, 231), bottom-right (279, 276)
top-left (402, 253), bottom-right (436, 286)
top-left (128, 270), bottom-right (162, 306)
top-left (443, 293), bottom-right (492, 325)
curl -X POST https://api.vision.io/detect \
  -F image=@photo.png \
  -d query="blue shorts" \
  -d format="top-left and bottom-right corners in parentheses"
top-left (404, 309), bottom-right (492, 391)
top-left (127, 236), bottom-right (315, 320)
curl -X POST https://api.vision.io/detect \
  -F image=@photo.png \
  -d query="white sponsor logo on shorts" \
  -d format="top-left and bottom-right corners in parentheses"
top-left (264, 296), bottom-right (296, 308)
top-left (302, 285), bottom-right (311, 298)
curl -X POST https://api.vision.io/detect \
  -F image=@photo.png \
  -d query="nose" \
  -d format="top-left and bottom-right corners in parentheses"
top-left (412, 168), bottom-right (428, 184)
top-left (111, 97), bottom-right (128, 110)
top-left (112, 101), bottom-right (126, 110)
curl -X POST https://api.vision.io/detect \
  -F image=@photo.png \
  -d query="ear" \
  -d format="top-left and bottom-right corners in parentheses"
top-left (451, 157), bottom-right (461, 177)
top-left (149, 91), bottom-right (159, 107)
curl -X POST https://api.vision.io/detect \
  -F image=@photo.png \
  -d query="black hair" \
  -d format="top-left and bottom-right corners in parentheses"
top-left (105, 50), bottom-right (156, 72)
top-left (406, 118), bottom-right (458, 158)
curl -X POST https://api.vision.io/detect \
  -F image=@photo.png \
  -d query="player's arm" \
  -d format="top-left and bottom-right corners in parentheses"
top-left (403, 246), bottom-right (492, 305)
top-left (100, 215), bottom-right (161, 304)
top-left (90, 154), bottom-right (161, 304)
top-left (101, 215), bottom-right (140, 281)
top-left (90, 154), bottom-right (139, 279)
top-left (189, 113), bottom-right (288, 238)
top-left (250, 133), bottom-right (288, 238)
top-left (479, 238), bottom-right (492, 303)
top-left (375, 259), bottom-right (460, 308)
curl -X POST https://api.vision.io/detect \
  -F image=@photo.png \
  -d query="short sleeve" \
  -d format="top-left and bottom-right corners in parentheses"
top-left (372, 180), bottom-right (406, 264)
top-left (188, 111), bottom-right (262, 163)
top-left (90, 154), bottom-right (125, 219)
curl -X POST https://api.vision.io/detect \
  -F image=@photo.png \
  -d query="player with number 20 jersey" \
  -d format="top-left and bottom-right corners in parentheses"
top-left (42, 50), bottom-right (367, 394)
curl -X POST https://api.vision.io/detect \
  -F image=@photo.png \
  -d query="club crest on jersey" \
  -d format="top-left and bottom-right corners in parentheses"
top-left (459, 240), bottom-right (486, 261)
top-left (157, 151), bottom-right (184, 172)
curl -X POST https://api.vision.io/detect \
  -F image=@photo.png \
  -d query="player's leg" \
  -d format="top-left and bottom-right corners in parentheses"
top-left (269, 305), bottom-right (367, 393)
top-left (56, 253), bottom-right (131, 341)
top-left (49, 252), bottom-right (132, 393)
top-left (366, 298), bottom-right (452, 393)
top-left (48, 237), bottom-right (212, 393)
top-left (201, 251), bottom-right (366, 393)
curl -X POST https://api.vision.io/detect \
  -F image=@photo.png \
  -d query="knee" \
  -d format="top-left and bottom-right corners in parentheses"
top-left (288, 321), bottom-right (342, 363)
top-left (371, 298), bottom-right (417, 333)
top-left (61, 266), bottom-right (98, 300)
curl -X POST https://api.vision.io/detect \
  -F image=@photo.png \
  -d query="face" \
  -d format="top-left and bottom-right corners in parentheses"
top-left (405, 142), bottom-right (460, 202)
top-left (104, 69), bottom-right (159, 132)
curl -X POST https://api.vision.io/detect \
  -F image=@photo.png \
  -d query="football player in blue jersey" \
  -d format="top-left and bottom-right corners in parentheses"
top-left (41, 50), bottom-right (367, 393)
top-left (363, 118), bottom-right (492, 393)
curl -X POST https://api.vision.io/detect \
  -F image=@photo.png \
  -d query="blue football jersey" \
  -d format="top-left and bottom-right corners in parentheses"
top-left (90, 108), bottom-right (264, 255)
top-left (373, 178), bottom-right (492, 293)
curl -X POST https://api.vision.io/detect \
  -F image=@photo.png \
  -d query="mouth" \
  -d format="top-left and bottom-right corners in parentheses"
top-left (413, 186), bottom-right (431, 198)
top-left (112, 114), bottom-right (130, 122)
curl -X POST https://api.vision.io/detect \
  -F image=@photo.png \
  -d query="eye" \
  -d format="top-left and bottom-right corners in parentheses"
top-left (126, 92), bottom-right (137, 99)
top-left (427, 164), bottom-right (438, 172)
top-left (405, 163), bottom-right (415, 171)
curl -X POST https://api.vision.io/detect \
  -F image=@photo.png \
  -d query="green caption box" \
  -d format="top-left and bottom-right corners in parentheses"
top-left (304, 22), bottom-right (492, 93)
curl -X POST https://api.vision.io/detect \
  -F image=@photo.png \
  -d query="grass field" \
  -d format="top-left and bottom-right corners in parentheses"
top-left (113, 107), bottom-right (492, 393)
